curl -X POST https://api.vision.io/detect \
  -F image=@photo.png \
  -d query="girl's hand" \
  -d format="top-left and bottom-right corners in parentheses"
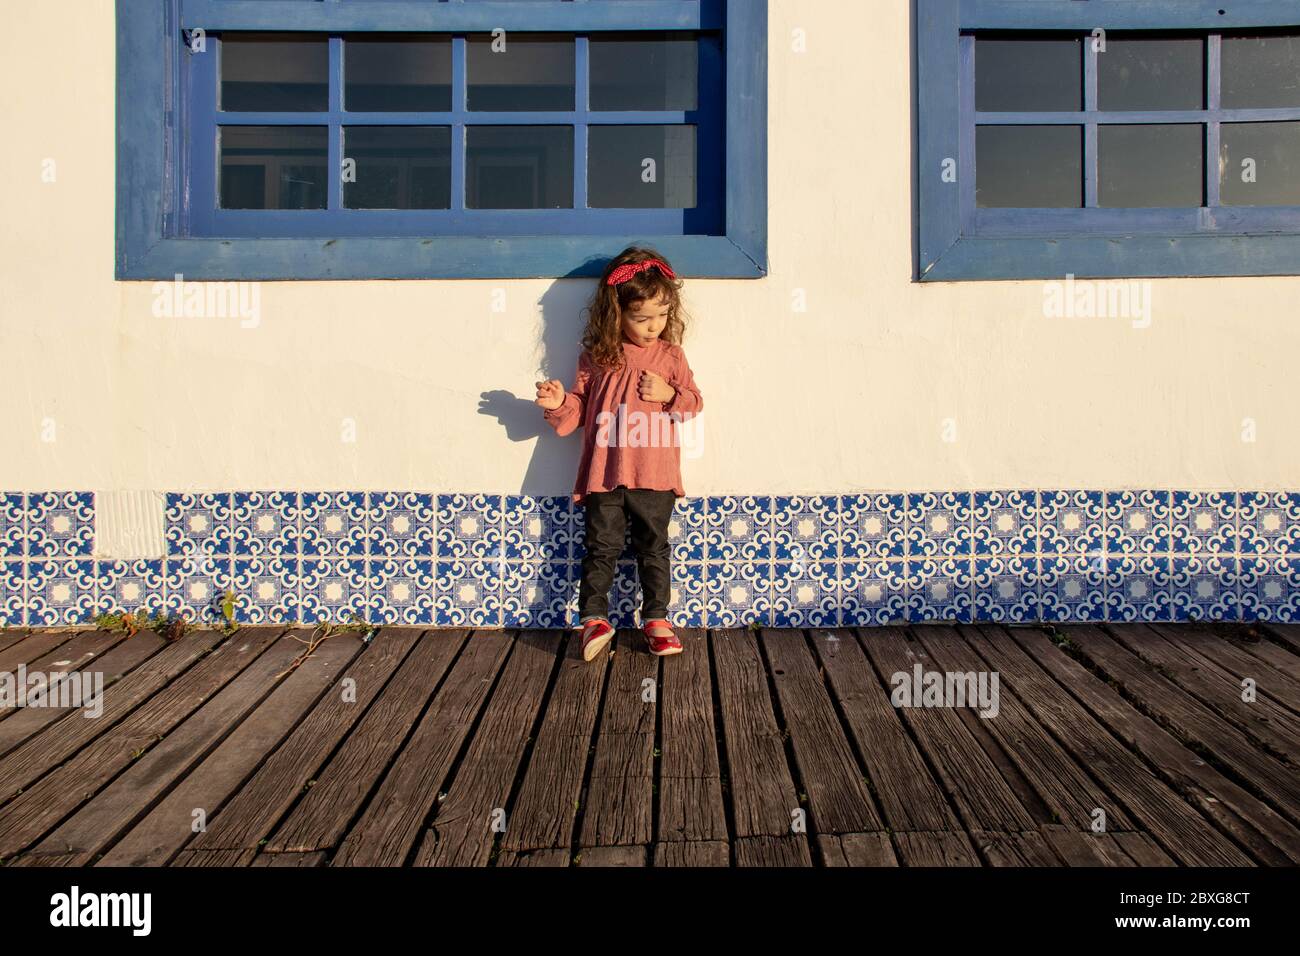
top-left (535, 379), bottom-right (567, 411)
top-left (638, 370), bottom-right (677, 404)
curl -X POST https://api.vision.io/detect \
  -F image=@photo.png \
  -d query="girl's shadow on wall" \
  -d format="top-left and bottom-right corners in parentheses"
top-left (476, 262), bottom-right (605, 496)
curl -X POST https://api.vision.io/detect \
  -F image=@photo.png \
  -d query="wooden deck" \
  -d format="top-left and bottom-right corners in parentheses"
top-left (1, 622), bottom-right (1298, 867)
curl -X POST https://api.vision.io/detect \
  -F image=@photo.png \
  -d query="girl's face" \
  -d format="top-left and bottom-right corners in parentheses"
top-left (619, 293), bottom-right (670, 346)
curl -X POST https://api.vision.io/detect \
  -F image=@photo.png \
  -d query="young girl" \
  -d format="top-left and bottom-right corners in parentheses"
top-left (534, 247), bottom-right (704, 662)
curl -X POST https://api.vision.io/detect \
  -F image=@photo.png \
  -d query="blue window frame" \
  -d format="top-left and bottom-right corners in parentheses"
top-left (918, 0), bottom-right (1300, 280)
top-left (116, 0), bottom-right (767, 280)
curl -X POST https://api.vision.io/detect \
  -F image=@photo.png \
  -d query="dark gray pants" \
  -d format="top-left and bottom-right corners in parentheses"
top-left (578, 486), bottom-right (676, 623)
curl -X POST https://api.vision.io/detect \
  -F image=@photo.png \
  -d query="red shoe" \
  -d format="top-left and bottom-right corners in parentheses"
top-left (579, 618), bottom-right (615, 662)
top-left (642, 619), bottom-right (683, 656)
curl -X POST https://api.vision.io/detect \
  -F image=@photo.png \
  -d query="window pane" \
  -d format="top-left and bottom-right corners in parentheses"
top-left (1097, 38), bottom-right (1204, 111)
top-left (221, 34), bottom-right (328, 112)
top-left (590, 33), bottom-right (699, 111)
top-left (1099, 124), bottom-right (1203, 207)
top-left (1222, 35), bottom-right (1300, 109)
top-left (344, 36), bottom-right (452, 112)
top-left (1220, 122), bottom-right (1300, 206)
top-left (466, 126), bottom-right (573, 208)
top-left (467, 35), bottom-right (574, 111)
top-left (975, 39), bottom-right (1081, 112)
top-left (219, 126), bottom-right (328, 209)
top-left (976, 126), bottom-right (1082, 208)
top-left (589, 126), bottom-right (696, 208)
top-left (343, 127), bottom-right (451, 209)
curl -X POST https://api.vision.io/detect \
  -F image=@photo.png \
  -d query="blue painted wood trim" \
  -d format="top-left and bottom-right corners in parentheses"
top-left (917, 0), bottom-right (962, 276)
top-left (181, 0), bottom-right (724, 32)
top-left (723, 0), bottom-right (768, 274)
top-left (962, 0), bottom-right (1300, 30)
top-left (116, 0), bottom-right (170, 278)
top-left (120, 234), bottom-right (764, 280)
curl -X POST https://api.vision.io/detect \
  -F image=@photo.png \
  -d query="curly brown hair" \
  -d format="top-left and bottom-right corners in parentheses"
top-left (581, 246), bottom-right (688, 370)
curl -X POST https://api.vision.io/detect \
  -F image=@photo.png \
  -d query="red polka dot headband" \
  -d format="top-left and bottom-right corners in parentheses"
top-left (606, 259), bottom-right (677, 286)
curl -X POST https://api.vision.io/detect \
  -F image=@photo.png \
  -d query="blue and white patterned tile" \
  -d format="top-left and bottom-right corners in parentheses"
top-left (366, 556), bottom-right (436, 625)
top-left (164, 555), bottom-right (234, 622)
top-left (705, 496), bottom-right (774, 562)
top-left (0, 493), bottom-right (25, 558)
top-left (300, 492), bottom-right (368, 558)
top-left (28, 491), bottom-right (95, 558)
top-left (1105, 555), bottom-right (1172, 622)
top-left (1170, 492), bottom-right (1236, 554)
top-left (972, 556), bottom-right (1039, 622)
top-left (94, 559), bottom-right (166, 616)
top-left (232, 556), bottom-right (299, 624)
top-left (300, 556), bottom-right (369, 623)
top-left (1040, 491), bottom-right (1105, 556)
top-left (769, 560), bottom-right (839, 627)
top-left (1239, 492), bottom-right (1300, 556)
top-left (1105, 491), bottom-right (1172, 555)
top-left (772, 495), bottom-right (839, 562)
top-left (670, 496), bottom-right (707, 562)
top-left (1170, 556), bottom-right (1239, 622)
top-left (841, 493), bottom-right (907, 560)
top-left (2, 560), bottom-right (24, 625)
top-left (502, 495), bottom-right (568, 562)
top-left (436, 493), bottom-right (504, 560)
top-left (705, 561), bottom-right (772, 627)
top-left (905, 492), bottom-right (973, 558)
top-left (434, 558), bottom-right (502, 626)
top-left (164, 493), bottom-right (232, 557)
top-left (905, 557), bottom-right (973, 623)
top-left (670, 561), bottom-right (705, 627)
top-left (1039, 553), bottom-right (1107, 622)
top-left (500, 560), bottom-right (571, 628)
top-left (232, 491), bottom-right (299, 556)
top-left (27, 559), bottom-right (97, 625)
top-left (1239, 555), bottom-right (1300, 622)
top-left (840, 559), bottom-right (907, 626)
top-left (972, 491), bottom-right (1038, 557)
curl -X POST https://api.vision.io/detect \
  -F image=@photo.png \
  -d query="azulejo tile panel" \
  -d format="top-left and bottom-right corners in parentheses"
top-left (2, 491), bottom-right (1299, 628)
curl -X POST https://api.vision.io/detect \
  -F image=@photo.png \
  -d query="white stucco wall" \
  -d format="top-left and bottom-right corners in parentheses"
top-left (2, 1), bottom-right (1298, 500)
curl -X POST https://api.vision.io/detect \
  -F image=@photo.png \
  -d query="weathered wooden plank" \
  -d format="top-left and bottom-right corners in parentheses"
top-left (855, 628), bottom-right (1037, 832)
top-left (264, 629), bottom-right (468, 852)
top-left (1148, 623), bottom-right (1300, 714)
top-left (1104, 624), bottom-right (1300, 754)
top-left (576, 844), bottom-right (646, 867)
top-left (0, 629), bottom-right (30, 655)
top-left (1040, 825), bottom-right (1135, 867)
top-left (21, 631), bottom-right (312, 866)
top-left (1213, 625), bottom-right (1300, 686)
top-left (578, 631), bottom-right (659, 850)
top-left (970, 830), bottom-right (1061, 867)
top-left (711, 628), bottom-right (804, 839)
top-left (94, 632), bottom-right (365, 867)
top-left (0, 628), bottom-right (257, 803)
top-left (189, 628), bottom-right (432, 851)
top-left (1057, 624), bottom-right (1300, 825)
top-left (817, 831), bottom-right (898, 867)
top-left (1262, 624), bottom-right (1300, 656)
top-left (761, 629), bottom-right (883, 834)
top-left (331, 631), bottom-right (514, 865)
top-left (0, 630), bottom-right (79, 672)
top-left (1112, 831), bottom-right (1177, 866)
top-left (1004, 624), bottom-right (1300, 864)
top-left (809, 629), bottom-right (958, 833)
top-left (653, 840), bottom-right (729, 867)
top-left (414, 631), bottom-right (561, 866)
top-left (498, 630), bottom-right (610, 853)
top-left (0, 627), bottom-right (284, 859)
top-left (892, 831), bottom-right (980, 867)
top-left (733, 834), bottom-right (812, 867)
top-left (171, 848), bottom-right (256, 867)
top-left (0, 631), bottom-right (167, 760)
top-left (657, 628), bottom-right (727, 843)
top-left (252, 851), bottom-right (325, 867)
top-left (0, 630), bottom-right (125, 725)
top-left (969, 625), bottom-right (1254, 866)
top-left (914, 625), bottom-right (1134, 831)
top-left (495, 848), bottom-right (570, 867)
